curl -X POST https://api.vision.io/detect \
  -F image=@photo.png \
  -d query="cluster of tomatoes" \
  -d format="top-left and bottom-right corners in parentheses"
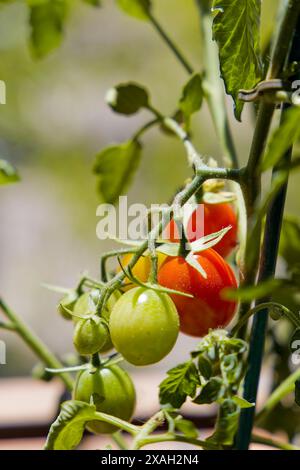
top-left (58, 201), bottom-right (238, 434)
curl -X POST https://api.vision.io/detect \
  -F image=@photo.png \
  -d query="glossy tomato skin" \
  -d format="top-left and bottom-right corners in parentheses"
top-left (166, 203), bottom-right (238, 258)
top-left (109, 287), bottom-right (179, 366)
top-left (157, 249), bottom-right (237, 337)
top-left (119, 253), bottom-right (166, 290)
top-left (74, 365), bottom-right (136, 434)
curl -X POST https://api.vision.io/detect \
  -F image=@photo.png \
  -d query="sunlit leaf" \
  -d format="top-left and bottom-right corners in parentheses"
top-left (45, 400), bottom-right (98, 450)
top-left (179, 74), bottom-right (203, 121)
top-left (116, 0), bottom-right (151, 20)
top-left (94, 139), bottom-right (142, 204)
top-left (159, 361), bottom-right (200, 408)
top-left (212, 0), bottom-right (262, 120)
top-left (28, 0), bottom-right (67, 59)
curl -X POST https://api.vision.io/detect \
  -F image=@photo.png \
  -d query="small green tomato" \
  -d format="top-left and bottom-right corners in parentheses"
top-left (73, 365), bottom-right (136, 434)
top-left (73, 315), bottom-right (108, 356)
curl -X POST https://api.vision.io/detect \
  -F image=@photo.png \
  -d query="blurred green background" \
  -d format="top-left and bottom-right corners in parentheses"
top-left (0, 0), bottom-right (297, 377)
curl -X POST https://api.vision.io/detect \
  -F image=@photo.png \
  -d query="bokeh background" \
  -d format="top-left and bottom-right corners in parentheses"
top-left (0, 0), bottom-right (296, 388)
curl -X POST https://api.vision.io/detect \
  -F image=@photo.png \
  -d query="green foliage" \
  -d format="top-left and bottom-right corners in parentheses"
top-left (206, 399), bottom-right (240, 447)
top-left (212, 0), bottom-right (262, 120)
top-left (193, 377), bottom-right (224, 404)
top-left (0, 159), bottom-right (19, 185)
top-left (179, 74), bottom-right (203, 123)
top-left (159, 361), bottom-right (200, 408)
top-left (106, 82), bottom-right (149, 115)
top-left (45, 400), bottom-right (98, 450)
top-left (116, 0), bottom-right (151, 20)
top-left (94, 139), bottom-right (142, 204)
top-left (160, 330), bottom-right (248, 421)
top-left (261, 107), bottom-right (300, 171)
top-left (174, 416), bottom-right (198, 438)
top-left (28, 0), bottom-right (68, 58)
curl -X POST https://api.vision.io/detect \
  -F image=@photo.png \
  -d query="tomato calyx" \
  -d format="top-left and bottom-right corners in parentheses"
top-left (117, 256), bottom-right (194, 298)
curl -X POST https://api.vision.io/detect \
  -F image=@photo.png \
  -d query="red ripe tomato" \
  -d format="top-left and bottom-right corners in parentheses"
top-left (157, 249), bottom-right (237, 337)
top-left (166, 203), bottom-right (238, 258)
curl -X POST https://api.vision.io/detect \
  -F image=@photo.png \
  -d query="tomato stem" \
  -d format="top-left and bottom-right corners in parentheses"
top-left (0, 298), bottom-right (74, 391)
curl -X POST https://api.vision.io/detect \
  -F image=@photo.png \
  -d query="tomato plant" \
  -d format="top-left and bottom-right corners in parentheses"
top-left (1, 0), bottom-right (300, 454)
top-left (157, 249), bottom-right (237, 337)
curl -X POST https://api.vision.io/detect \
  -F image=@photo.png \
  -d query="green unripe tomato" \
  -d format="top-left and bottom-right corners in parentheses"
top-left (73, 290), bottom-right (121, 353)
top-left (109, 287), bottom-right (179, 366)
top-left (73, 365), bottom-right (136, 434)
top-left (73, 316), bottom-right (108, 356)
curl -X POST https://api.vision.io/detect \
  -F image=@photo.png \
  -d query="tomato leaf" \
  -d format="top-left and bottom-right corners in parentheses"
top-left (116, 0), bottom-right (151, 20)
top-left (224, 279), bottom-right (286, 302)
top-left (197, 354), bottom-right (213, 380)
top-left (232, 395), bottom-right (254, 409)
top-left (0, 159), bottom-right (20, 185)
top-left (159, 361), bottom-right (200, 408)
top-left (94, 139), bottom-right (142, 204)
top-left (212, 0), bottom-right (262, 120)
top-left (45, 400), bottom-right (98, 450)
top-left (261, 107), bottom-right (300, 171)
top-left (106, 82), bottom-right (149, 115)
top-left (28, 0), bottom-right (68, 59)
top-left (206, 398), bottom-right (239, 446)
top-left (193, 377), bottom-right (224, 405)
top-left (179, 74), bottom-right (203, 121)
top-left (174, 417), bottom-right (198, 438)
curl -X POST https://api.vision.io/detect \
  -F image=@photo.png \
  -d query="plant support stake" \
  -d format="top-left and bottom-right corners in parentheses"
top-left (236, 12), bottom-right (300, 450)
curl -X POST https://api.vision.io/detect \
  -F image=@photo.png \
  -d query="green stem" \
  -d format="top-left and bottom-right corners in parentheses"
top-left (131, 411), bottom-right (165, 450)
top-left (112, 432), bottom-right (129, 450)
top-left (0, 298), bottom-right (73, 391)
top-left (133, 432), bottom-right (220, 450)
top-left (94, 411), bottom-right (139, 435)
top-left (232, 302), bottom-right (286, 337)
top-left (0, 321), bottom-right (16, 331)
top-left (256, 368), bottom-right (300, 424)
top-left (195, 0), bottom-right (238, 169)
top-left (146, 12), bottom-right (194, 75)
top-left (251, 433), bottom-right (300, 451)
top-left (133, 118), bottom-right (160, 140)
